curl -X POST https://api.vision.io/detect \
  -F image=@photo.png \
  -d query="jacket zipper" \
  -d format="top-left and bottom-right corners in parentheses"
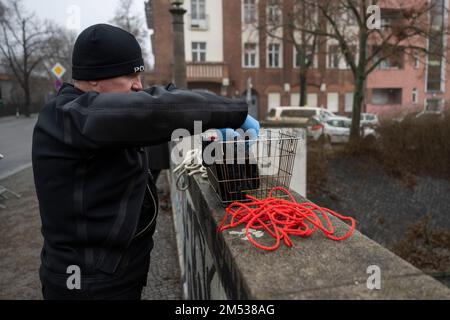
top-left (133, 149), bottom-right (158, 239)
top-left (133, 181), bottom-right (158, 238)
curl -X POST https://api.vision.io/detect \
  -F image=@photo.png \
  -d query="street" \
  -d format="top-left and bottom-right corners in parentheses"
top-left (0, 115), bottom-right (37, 180)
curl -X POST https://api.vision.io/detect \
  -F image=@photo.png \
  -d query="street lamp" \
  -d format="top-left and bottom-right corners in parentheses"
top-left (170, 0), bottom-right (187, 88)
top-left (170, 0), bottom-right (184, 7)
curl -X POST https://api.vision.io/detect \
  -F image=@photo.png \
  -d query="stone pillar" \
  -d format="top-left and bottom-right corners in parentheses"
top-left (169, 5), bottom-right (187, 89)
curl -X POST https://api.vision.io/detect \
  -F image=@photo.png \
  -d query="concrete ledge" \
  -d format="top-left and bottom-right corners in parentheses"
top-left (169, 143), bottom-right (450, 300)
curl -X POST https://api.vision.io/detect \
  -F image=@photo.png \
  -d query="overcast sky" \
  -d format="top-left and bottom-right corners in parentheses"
top-left (22, 0), bottom-right (154, 66)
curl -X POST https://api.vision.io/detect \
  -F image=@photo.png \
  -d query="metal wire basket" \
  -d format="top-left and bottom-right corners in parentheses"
top-left (202, 129), bottom-right (302, 206)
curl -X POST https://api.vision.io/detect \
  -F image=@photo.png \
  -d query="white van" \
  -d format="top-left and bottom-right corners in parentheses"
top-left (267, 106), bottom-right (336, 124)
top-left (360, 113), bottom-right (380, 127)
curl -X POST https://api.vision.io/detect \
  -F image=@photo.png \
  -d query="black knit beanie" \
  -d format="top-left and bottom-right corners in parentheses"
top-left (72, 24), bottom-right (145, 80)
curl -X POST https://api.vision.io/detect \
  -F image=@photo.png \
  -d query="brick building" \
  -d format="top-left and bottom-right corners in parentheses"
top-left (146, 0), bottom-right (449, 120)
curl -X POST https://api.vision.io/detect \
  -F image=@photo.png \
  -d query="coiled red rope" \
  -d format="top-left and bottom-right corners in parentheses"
top-left (218, 187), bottom-right (356, 251)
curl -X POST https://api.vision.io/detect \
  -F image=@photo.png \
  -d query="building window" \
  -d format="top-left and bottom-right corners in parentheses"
top-left (294, 47), bottom-right (301, 68)
top-left (378, 55), bottom-right (404, 69)
top-left (290, 93), bottom-right (300, 106)
top-left (412, 88), bottom-right (418, 104)
top-left (372, 88), bottom-right (402, 105)
top-left (267, 0), bottom-right (281, 25)
top-left (268, 92), bottom-right (281, 111)
top-left (380, 8), bottom-right (403, 31)
top-left (427, 0), bottom-right (445, 92)
top-left (345, 92), bottom-right (354, 112)
top-left (414, 51), bottom-right (420, 69)
top-left (294, 45), bottom-right (316, 68)
top-left (243, 0), bottom-right (257, 24)
top-left (192, 42), bottom-right (206, 62)
top-left (244, 43), bottom-right (257, 67)
top-left (375, 47), bottom-right (404, 70)
top-left (427, 43), bottom-right (444, 91)
top-left (344, 46), bottom-right (356, 69)
top-left (268, 43), bottom-right (281, 68)
top-left (307, 93), bottom-right (318, 108)
top-left (326, 44), bottom-right (355, 69)
top-left (291, 92), bottom-right (315, 107)
top-left (328, 45), bottom-right (340, 69)
top-left (426, 99), bottom-right (442, 111)
top-left (427, 47), bottom-right (443, 92)
top-left (327, 92), bottom-right (339, 113)
top-left (191, 0), bottom-right (206, 20)
top-left (427, 56), bottom-right (443, 91)
top-left (190, 0), bottom-right (207, 29)
top-left (347, 12), bottom-right (357, 26)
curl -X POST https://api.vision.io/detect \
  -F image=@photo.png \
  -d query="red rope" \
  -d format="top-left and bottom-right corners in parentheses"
top-left (218, 187), bottom-right (356, 251)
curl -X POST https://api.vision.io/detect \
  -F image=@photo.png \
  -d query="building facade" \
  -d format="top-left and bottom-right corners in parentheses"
top-left (367, 0), bottom-right (449, 118)
top-left (147, 0), bottom-right (449, 120)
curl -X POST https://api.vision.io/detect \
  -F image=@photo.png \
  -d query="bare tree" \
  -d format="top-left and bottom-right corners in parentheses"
top-left (0, 0), bottom-right (53, 116)
top-left (301, 0), bottom-right (442, 142)
top-left (110, 0), bottom-right (149, 63)
top-left (40, 26), bottom-right (77, 87)
top-left (0, 1), bottom-right (5, 19)
top-left (258, 0), bottom-right (323, 106)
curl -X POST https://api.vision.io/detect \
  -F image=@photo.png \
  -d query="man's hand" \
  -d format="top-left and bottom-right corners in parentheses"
top-left (241, 114), bottom-right (260, 139)
top-left (217, 115), bottom-right (260, 141)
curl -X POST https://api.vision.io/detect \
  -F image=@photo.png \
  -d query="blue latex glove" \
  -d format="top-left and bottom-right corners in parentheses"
top-left (217, 115), bottom-right (260, 142)
top-left (240, 115), bottom-right (260, 141)
top-left (217, 128), bottom-right (240, 141)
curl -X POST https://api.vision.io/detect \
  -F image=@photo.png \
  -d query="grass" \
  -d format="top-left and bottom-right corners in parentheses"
top-left (393, 214), bottom-right (450, 275)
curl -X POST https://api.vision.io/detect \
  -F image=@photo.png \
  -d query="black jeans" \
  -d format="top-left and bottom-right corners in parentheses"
top-left (41, 246), bottom-right (151, 300)
top-left (42, 282), bottom-right (144, 300)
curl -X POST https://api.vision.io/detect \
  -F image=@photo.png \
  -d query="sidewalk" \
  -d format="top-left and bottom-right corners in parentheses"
top-left (142, 171), bottom-right (182, 300)
top-left (0, 114), bottom-right (37, 180)
top-left (0, 167), bottom-right (182, 300)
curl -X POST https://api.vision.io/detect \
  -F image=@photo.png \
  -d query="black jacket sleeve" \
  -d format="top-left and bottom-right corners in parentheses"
top-left (55, 84), bottom-right (248, 149)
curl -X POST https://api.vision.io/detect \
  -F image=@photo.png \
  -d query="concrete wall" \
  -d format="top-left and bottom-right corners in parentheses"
top-left (170, 179), bottom-right (228, 299)
top-left (169, 137), bottom-right (450, 300)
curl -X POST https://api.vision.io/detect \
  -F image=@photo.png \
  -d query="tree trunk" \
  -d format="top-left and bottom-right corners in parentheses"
top-left (350, 13), bottom-right (368, 144)
top-left (22, 19), bottom-right (30, 117)
top-left (299, 69), bottom-right (308, 106)
top-left (350, 74), bottom-right (365, 143)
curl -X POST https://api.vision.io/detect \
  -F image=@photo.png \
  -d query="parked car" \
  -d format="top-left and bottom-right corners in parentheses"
top-left (267, 106), bottom-right (336, 125)
top-left (305, 116), bottom-right (325, 141)
top-left (360, 113), bottom-right (380, 127)
top-left (319, 117), bottom-right (379, 143)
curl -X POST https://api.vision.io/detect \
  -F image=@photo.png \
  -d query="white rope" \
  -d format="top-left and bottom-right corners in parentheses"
top-left (173, 149), bottom-right (207, 191)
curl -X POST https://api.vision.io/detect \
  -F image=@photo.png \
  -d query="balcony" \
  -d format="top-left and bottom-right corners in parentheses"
top-left (186, 62), bottom-right (229, 84)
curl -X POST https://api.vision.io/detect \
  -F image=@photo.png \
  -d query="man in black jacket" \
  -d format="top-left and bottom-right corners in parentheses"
top-left (32, 24), bottom-right (250, 299)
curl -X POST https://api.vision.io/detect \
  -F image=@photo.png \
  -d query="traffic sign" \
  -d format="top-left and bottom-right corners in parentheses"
top-left (51, 63), bottom-right (66, 79)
